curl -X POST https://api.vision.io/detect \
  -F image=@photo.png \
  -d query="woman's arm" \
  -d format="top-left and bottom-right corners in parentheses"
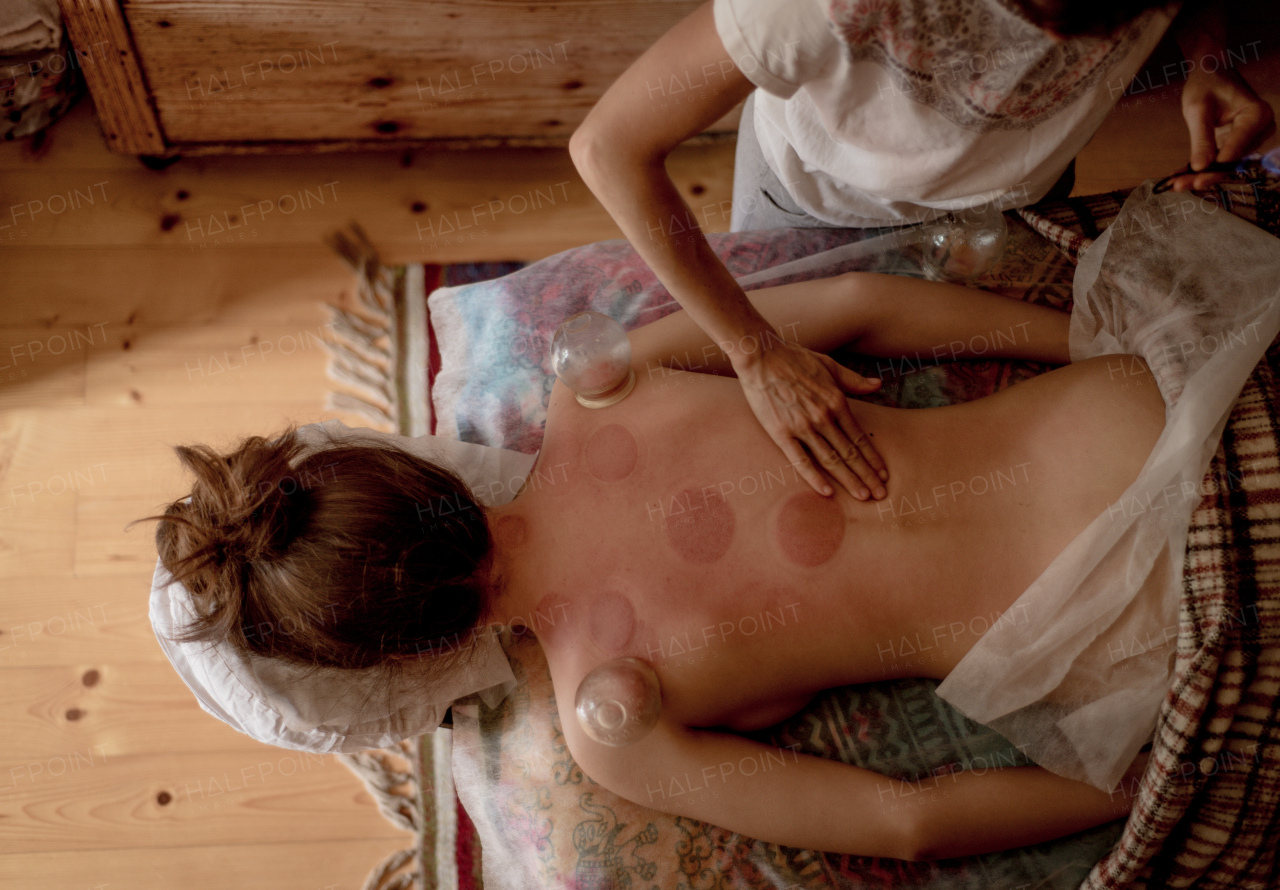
top-left (569, 0), bottom-right (889, 503)
top-left (563, 703), bottom-right (1137, 861)
top-left (568, 0), bottom-right (762, 362)
top-left (628, 271), bottom-right (1072, 379)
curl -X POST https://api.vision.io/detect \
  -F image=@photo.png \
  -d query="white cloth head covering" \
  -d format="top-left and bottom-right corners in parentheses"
top-left (149, 419), bottom-right (538, 754)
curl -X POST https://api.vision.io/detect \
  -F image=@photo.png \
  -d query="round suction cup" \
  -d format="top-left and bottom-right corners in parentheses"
top-left (574, 656), bottom-right (661, 746)
top-left (551, 311), bottom-right (635, 409)
top-left (922, 203), bottom-right (1009, 282)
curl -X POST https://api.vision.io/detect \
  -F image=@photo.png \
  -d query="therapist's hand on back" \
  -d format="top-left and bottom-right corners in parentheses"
top-left (567, 0), bottom-right (889, 502)
top-left (729, 335), bottom-right (888, 501)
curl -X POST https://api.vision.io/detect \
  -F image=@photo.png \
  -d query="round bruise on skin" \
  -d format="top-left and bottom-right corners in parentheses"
top-left (665, 487), bottom-right (736, 564)
top-left (587, 588), bottom-right (637, 655)
top-left (492, 514), bottom-right (528, 551)
top-left (585, 423), bottom-right (639, 483)
top-left (775, 491), bottom-right (846, 567)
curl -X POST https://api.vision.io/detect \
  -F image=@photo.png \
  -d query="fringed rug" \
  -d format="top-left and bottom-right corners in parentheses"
top-left (319, 225), bottom-right (523, 890)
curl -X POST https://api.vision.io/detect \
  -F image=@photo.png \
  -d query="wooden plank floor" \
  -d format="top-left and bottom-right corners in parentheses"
top-left (1, 21), bottom-right (1277, 889)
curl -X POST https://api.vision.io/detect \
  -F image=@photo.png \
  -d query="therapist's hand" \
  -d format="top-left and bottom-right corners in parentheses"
top-left (733, 339), bottom-right (888, 500)
top-left (1166, 68), bottom-right (1275, 192)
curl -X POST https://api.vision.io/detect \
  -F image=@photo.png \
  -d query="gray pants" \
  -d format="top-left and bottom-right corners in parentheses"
top-left (729, 90), bottom-right (1076, 232)
top-left (730, 91), bottom-right (833, 232)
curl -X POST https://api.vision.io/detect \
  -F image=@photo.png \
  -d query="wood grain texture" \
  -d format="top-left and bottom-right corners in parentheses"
top-left (1, 574), bottom-right (168, 667)
top-left (0, 749), bottom-right (405, 853)
top-left (96, 0), bottom-right (742, 150)
top-left (0, 102), bottom-right (736, 263)
top-left (0, 839), bottom-right (412, 890)
top-left (55, 0), bottom-right (167, 153)
top-left (2, 661), bottom-right (398, 760)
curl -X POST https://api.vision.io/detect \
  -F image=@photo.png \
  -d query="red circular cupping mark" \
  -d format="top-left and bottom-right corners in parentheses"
top-left (775, 491), bottom-right (845, 567)
top-left (493, 514), bottom-right (528, 550)
top-left (665, 487), bottom-right (735, 563)
top-left (585, 423), bottom-right (638, 483)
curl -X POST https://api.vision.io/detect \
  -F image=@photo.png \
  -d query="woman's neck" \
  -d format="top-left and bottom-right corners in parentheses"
top-left (477, 502), bottom-right (539, 631)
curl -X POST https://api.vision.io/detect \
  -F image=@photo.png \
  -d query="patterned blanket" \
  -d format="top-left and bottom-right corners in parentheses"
top-left (439, 161), bottom-right (1280, 889)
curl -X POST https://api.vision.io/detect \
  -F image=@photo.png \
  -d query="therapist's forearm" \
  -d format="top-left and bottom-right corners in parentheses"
top-left (573, 143), bottom-right (778, 362)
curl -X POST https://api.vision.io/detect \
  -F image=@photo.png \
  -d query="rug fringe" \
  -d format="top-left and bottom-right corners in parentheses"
top-left (323, 392), bottom-right (396, 428)
top-left (321, 221), bottom-right (400, 430)
top-left (337, 747), bottom-right (418, 832)
top-left (330, 305), bottom-right (394, 359)
top-left (336, 743), bottom-right (426, 890)
top-left (362, 849), bottom-right (419, 890)
top-left (325, 340), bottom-right (394, 403)
top-left (323, 224), bottom-right (460, 889)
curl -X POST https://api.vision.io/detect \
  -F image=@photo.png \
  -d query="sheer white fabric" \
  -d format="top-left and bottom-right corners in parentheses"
top-left (936, 182), bottom-right (1280, 790)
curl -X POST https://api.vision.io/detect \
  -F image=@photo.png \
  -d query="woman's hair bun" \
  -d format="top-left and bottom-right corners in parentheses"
top-left (151, 424), bottom-right (314, 595)
top-left (211, 466), bottom-right (300, 566)
top-left (139, 420), bottom-right (493, 682)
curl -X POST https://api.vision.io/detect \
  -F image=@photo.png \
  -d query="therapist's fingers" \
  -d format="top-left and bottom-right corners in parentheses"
top-left (1173, 69), bottom-right (1277, 194)
top-left (1166, 170), bottom-right (1229, 193)
top-left (779, 350), bottom-right (887, 500)
top-left (775, 434), bottom-right (840, 500)
top-left (795, 389), bottom-right (887, 501)
top-left (798, 417), bottom-right (885, 502)
top-left (738, 344), bottom-right (888, 500)
top-left (737, 345), bottom-right (845, 497)
top-left (1182, 87), bottom-right (1221, 177)
top-left (820, 355), bottom-right (889, 484)
top-left (1216, 99), bottom-right (1275, 164)
top-left (1170, 103), bottom-right (1225, 193)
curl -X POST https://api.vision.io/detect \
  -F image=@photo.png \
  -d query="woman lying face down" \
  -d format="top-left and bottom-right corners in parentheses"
top-left (144, 270), bottom-right (1160, 861)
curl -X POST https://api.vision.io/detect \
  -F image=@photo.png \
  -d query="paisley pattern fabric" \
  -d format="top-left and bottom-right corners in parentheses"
top-left (451, 636), bottom-right (1125, 890)
top-left (425, 215), bottom-right (1073, 455)
top-left (822, 0), bottom-right (1164, 131)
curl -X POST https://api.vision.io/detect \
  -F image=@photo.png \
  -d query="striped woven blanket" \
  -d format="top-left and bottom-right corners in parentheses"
top-left (1016, 172), bottom-right (1280, 890)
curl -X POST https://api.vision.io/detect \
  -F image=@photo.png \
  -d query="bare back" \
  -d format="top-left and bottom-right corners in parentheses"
top-left (498, 355), bottom-right (1166, 732)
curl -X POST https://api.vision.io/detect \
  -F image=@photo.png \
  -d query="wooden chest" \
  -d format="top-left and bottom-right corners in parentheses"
top-left (57, 0), bottom-right (741, 156)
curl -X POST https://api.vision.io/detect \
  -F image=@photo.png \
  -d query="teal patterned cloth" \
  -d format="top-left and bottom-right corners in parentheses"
top-left (426, 216), bottom-right (1070, 453)
top-left (452, 637), bottom-right (1125, 890)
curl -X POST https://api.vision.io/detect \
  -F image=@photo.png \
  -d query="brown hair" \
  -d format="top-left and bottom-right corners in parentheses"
top-left (133, 422), bottom-right (495, 692)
